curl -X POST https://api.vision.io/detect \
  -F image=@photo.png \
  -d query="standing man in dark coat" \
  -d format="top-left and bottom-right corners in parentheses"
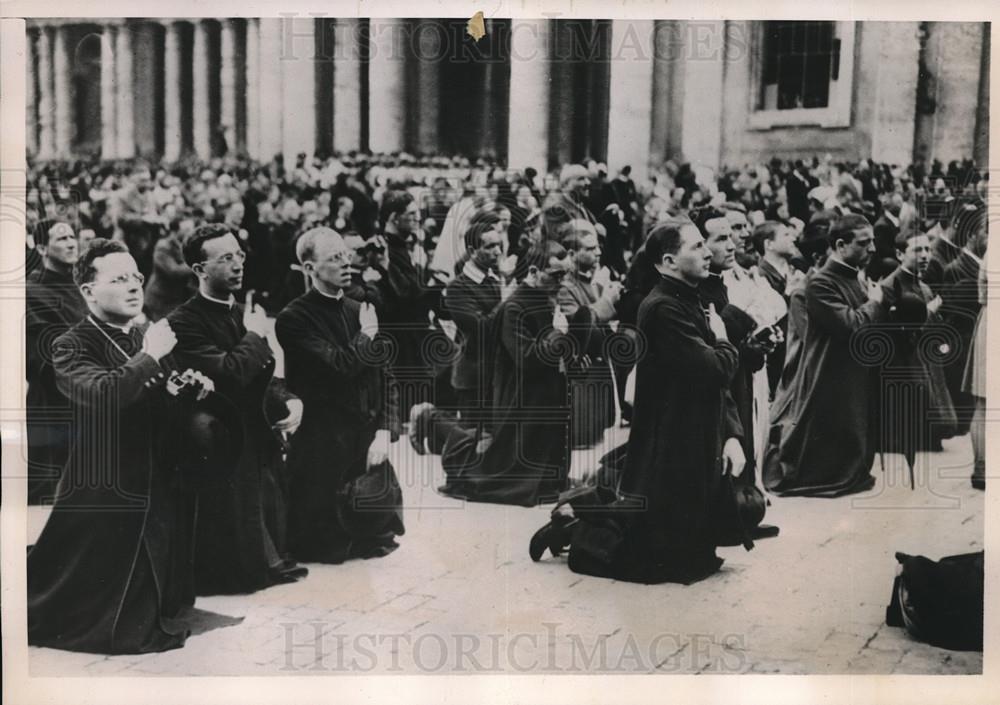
top-left (878, 230), bottom-right (955, 462)
top-left (169, 224), bottom-right (307, 595)
top-left (276, 227), bottom-right (403, 564)
top-left (436, 212), bottom-right (508, 433)
top-left (558, 221), bottom-right (621, 448)
top-left (755, 220), bottom-right (801, 397)
top-left (144, 216), bottom-right (197, 321)
top-left (376, 190), bottom-right (435, 408)
top-left (938, 227), bottom-right (985, 435)
top-left (25, 220), bottom-right (88, 504)
top-left (867, 193), bottom-right (903, 281)
top-left (763, 215), bottom-right (889, 497)
top-left (28, 239), bottom-right (214, 654)
top-left (413, 241), bottom-right (576, 506)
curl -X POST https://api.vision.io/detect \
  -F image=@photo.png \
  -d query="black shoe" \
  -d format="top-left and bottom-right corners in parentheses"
top-left (751, 524), bottom-right (780, 540)
top-left (972, 477), bottom-right (985, 491)
top-left (529, 517), bottom-right (577, 562)
top-left (408, 402), bottom-right (435, 455)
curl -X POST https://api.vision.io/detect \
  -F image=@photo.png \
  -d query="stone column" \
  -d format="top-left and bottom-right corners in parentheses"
top-left (25, 29), bottom-right (38, 156)
top-left (100, 24), bottom-right (117, 159)
top-left (332, 18), bottom-right (362, 153)
top-left (220, 19), bottom-right (238, 154)
top-left (257, 18), bottom-right (283, 161)
top-left (606, 20), bottom-right (654, 183)
top-left (507, 18), bottom-right (550, 174)
top-left (162, 21), bottom-right (182, 161)
top-left (245, 18), bottom-right (260, 159)
top-left (412, 19), bottom-right (440, 154)
top-left (114, 23), bottom-right (135, 158)
top-left (53, 24), bottom-right (72, 158)
top-left (37, 26), bottom-right (55, 160)
top-left (192, 20), bottom-right (211, 159)
top-left (679, 20), bottom-right (725, 173)
top-left (281, 15), bottom-right (317, 164)
top-left (869, 22), bottom-right (921, 167)
top-left (928, 22), bottom-right (987, 163)
top-left (368, 18), bottom-right (406, 153)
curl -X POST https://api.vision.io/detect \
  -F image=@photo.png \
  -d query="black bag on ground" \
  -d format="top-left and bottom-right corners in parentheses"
top-left (336, 459), bottom-right (406, 541)
top-left (885, 550), bottom-right (984, 651)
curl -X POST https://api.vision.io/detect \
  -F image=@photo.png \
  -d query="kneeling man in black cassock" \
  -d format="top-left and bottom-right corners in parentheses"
top-left (763, 214), bottom-right (888, 497)
top-left (411, 241), bottom-right (576, 506)
top-left (169, 223), bottom-right (308, 595)
top-left (28, 239), bottom-right (222, 654)
top-left (529, 223), bottom-right (747, 584)
top-left (276, 227), bottom-right (404, 564)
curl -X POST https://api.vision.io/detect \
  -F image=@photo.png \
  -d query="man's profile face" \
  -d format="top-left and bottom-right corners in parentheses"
top-left (770, 224), bottom-right (797, 258)
top-left (671, 224), bottom-right (712, 282)
top-left (705, 219), bottom-right (736, 270)
top-left (840, 226), bottom-right (875, 268)
top-left (307, 234), bottom-right (352, 290)
top-left (199, 232), bottom-right (246, 294)
top-left (395, 201), bottom-right (421, 236)
top-left (40, 223), bottom-right (79, 267)
top-left (472, 230), bottom-right (504, 272)
top-left (84, 252), bottom-right (145, 323)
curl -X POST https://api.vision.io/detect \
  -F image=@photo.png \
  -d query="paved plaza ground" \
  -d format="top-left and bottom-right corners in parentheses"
top-left (26, 426), bottom-right (984, 676)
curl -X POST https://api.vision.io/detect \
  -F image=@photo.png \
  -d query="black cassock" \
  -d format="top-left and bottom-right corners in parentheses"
top-left (28, 318), bottom-right (193, 654)
top-left (169, 294), bottom-right (299, 595)
top-left (763, 258), bottom-right (887, 497)
top-left (25, 266), bottom-right (88, 503)
top-left (437, 284), bottom-right (573, 507)
top-left (612, 277), bottom-right (742, 583)
top-left (877, 267), bottom-right (957, 462)
top-left (275, 289), bottom-right (402, 563)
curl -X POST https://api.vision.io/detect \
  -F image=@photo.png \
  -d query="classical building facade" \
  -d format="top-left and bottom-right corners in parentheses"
top-left (25, 18), bottom-right (989, 180)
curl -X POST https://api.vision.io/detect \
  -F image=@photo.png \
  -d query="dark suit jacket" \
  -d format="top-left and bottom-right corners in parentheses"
top-left (444, 270), bottom-right (502, 392)
top-left (868, 214), bottom-right (900, 280)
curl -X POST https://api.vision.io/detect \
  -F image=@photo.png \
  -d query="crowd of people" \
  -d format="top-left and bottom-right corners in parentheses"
top-left (24, 149), bottom-right (988, 653)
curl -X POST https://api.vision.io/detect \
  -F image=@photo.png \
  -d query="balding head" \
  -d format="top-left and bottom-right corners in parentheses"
top-left (296, 226), bottom-right (345, 265)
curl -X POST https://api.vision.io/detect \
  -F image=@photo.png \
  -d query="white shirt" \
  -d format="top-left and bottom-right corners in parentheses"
top-left (461, 260), bottom-right (499, 285)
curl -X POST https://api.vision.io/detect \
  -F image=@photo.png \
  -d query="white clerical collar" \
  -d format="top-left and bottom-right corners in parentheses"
top-left (462, 260), bottom-right (498, 285)
top-left (885, 211), bottom-right (899, 227)
top-left (202, 291), bottom-right (236, 307)
top-left (315, 287), bottom-right (345, 300)
top-left (89, 314), bottom-right (133, 334)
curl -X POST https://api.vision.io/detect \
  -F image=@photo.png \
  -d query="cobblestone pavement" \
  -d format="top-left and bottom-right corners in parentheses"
top-left (27, 428), bottom-right (984, 676)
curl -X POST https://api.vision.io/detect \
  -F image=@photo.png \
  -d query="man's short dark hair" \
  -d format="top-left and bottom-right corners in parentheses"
top-left (828, 214), bottom-right (872, 246)
top-left (691, 207), bottom-right (727, 238)
top-left (752, 221), bottom-right (783, 256)
top-left (520, 239), bottom-right (568, 273)
top-left (33, 219), bottom-right (73, 248)
top-left (645, 223), bottom-right (685, 264)
top-left (74, 238), bottom-right (127, 287)
top-left (183, 223), bottom-right (233, 266)
top-left (463, 211), bottom-right (502, 252)
top-left (893, 227), bottom-right (925, 252)
top-left (379, 190), bottom-right (415, 228)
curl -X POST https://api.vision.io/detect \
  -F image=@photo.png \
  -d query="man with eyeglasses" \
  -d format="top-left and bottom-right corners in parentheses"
top-left (29, 238), bottom-right (215, 654)
top-left (26, 219), bottom-right (88, 504)
top-left (168, 224), bottom-right (308, 595)
top-left (414, 240), bottom-right (576, 506)
top-left (275, 227), bottom-right (404, 563)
